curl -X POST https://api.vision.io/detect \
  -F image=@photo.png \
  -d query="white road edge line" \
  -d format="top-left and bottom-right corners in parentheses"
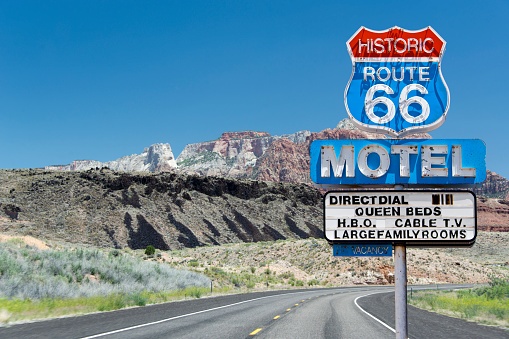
top-left (80, 289), bottom-right (331, 338)
top-left (354, 286), bottom-right (473, 338)
top-left (354, 292), bottom-right (396, 334)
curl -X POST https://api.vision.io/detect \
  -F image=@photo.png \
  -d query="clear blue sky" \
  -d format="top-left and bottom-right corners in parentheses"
top-left (1, 1), bottom-right (508, 178)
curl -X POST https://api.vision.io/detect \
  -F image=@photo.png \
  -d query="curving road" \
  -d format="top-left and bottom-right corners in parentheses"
top-left (0, 285), bottom-right (507, 338)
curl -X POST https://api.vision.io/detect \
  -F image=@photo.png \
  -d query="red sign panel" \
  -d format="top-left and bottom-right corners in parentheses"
top-left (347, 26), bottom-right (445, 60)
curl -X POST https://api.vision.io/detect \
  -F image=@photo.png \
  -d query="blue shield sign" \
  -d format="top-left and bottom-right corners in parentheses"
top-left (345, 27), bottom-right (450, 137)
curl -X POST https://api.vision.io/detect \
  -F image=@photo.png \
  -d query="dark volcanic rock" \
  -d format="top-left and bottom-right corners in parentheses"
top-left (0, 169), bottom-right (323, 250)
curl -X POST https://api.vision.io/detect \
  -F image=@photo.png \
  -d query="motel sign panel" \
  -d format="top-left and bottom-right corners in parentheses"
top-left (325, 190), bottom-right (476, 246)
top-left (310, 139), bottom-right (486, 186)
top-left (345, 26), bottom-right (450, 137)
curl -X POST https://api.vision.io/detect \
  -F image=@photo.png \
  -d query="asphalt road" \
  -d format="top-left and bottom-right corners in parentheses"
top-left (0, 285), bottom-right (507, 338)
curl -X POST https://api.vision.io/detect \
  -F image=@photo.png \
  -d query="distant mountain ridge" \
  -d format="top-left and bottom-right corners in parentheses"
top-left (44, 119), bottom-right (509, 202)
top-left (176, 130), bottom-right (310, 178)
top-left (46, 143), bottom-right (177, 172)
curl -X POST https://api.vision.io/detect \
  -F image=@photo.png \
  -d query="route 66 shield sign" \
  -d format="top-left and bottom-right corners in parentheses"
top-left (344, 26), bottom-right (450, 137)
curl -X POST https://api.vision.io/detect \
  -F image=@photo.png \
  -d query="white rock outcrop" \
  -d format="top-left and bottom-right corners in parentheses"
top-left (335, 118), bottom-right (357, 130)
top-left (46, 143), bottom-right (177, 172)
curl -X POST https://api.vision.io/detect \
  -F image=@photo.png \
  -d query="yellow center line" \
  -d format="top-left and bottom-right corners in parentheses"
top-left (286, 308), bottom-right (291, 311)
top-left (295, 303), bottom-right (299, 306)
top-left (273, 315), bottom-right (280, 319)
top-left (301, 300), bottom-right (305, 302)
top-left (308, 297), bottom-right (312, 299)
top-left (250, 328), bottom-right (262, 335)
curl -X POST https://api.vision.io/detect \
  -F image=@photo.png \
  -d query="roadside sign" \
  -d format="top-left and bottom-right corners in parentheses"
top-left (310, 139), bottom-right (486, 186)
top-left (324, 190), bottom-right (476, 246)
top-left (333, 244), bottom-right (392, 257)
top-left (345, 26), bottom-right (449, 137)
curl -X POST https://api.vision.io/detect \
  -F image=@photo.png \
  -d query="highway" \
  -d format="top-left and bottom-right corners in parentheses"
top-left (0, 285), bottom-right (507, 338)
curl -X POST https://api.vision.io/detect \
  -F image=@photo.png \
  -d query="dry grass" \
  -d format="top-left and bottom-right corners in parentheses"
top-left (138, 234), bottom-right (509, 289)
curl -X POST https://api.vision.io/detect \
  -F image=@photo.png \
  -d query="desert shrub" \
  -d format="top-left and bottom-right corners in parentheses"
top-left (474, 277), bottom-right (509, 300)
top-left (145, 246), bottom-right (155, 256)
top-left (187, 287), bottom-right (206, 298)
top-left (0, 242), bottom-right (210, 300)
top-left (307, 279), bottom-right (320, 286)
top-left (231, 276), bottom-right (241, 287)
top-left (279, 272), bottom-right (294, 280)
top-left (128, 292), bottom-right (147, 306)
top-left (210, 267), bottom-right (226, 276)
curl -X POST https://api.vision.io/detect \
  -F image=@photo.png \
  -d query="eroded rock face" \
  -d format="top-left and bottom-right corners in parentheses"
top-left (176, 130), bottom-right (311, 177)
top-left (0, 169), bottom-right (322, 250)
top-left (475, 170), bottom-right (509, 200)
top-left (219, 131), bottom-right (271, 140)
top-left (477, 197), bottom-right (509, 231)
top-left (249, 127), bottom-right (430, 184)
top-left (46, 143), bottom-right (177, 172)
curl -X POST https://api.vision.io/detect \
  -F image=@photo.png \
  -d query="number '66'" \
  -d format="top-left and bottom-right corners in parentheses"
top-left (365, 84), bottom-right (429, 124)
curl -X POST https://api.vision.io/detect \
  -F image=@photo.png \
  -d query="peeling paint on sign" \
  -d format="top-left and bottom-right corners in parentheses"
top-left (310, 139), bottom-right (486, 186)
top-left (344, 26), bottom-right (449, 137)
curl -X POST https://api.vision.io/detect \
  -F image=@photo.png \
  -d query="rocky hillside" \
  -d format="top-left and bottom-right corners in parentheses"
top-left (250, 127), bottom-right (431, 184)
top-left (38, 119), bottom-right (509, 232)
top-left (176, 121), bottom-right (430, 184)
top-left (0, 169), bottom-right (322, 250)
top-left (474, 170), bottom-right (509, 200)
top-left (166, 233), bottom-right (509, 286)
top-left (249, 128), bottom-right (390, 184)
top-left (176, 130), bottom-right (310, 178)
top-left (45, 143), bottom-right (177, 172)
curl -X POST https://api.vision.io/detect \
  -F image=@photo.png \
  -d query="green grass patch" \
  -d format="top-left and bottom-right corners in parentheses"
top-left (409, 279), bottom-right (509, 327)
top-left (0, 286), bottom-right (211, 323)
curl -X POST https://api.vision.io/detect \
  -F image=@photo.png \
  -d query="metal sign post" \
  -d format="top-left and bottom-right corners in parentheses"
top-left (394, 243), bottom-right (407, 339)
top-left (393, 185), bottom-right (407, 339)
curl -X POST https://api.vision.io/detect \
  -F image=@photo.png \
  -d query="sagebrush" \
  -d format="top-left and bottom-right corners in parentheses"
top-left (0, 241), bottom-right (210, 300)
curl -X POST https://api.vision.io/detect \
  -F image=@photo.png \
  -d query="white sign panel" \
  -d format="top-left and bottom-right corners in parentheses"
top-left (325, 190), bottom-right (476, 246)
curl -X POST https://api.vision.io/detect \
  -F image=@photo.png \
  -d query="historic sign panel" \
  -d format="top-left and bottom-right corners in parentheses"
top-left (344, 26), bottom-right (449, 137)
top-left (310, 139), bottom-right (486, 186)
top-left (324, 190), bottom-right (476, 246)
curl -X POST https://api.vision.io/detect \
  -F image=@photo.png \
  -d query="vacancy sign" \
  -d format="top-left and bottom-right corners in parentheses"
top-left (344, 26), bottom-right (449, 138)
top-left (325, 190), bottom-right (476, 246)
